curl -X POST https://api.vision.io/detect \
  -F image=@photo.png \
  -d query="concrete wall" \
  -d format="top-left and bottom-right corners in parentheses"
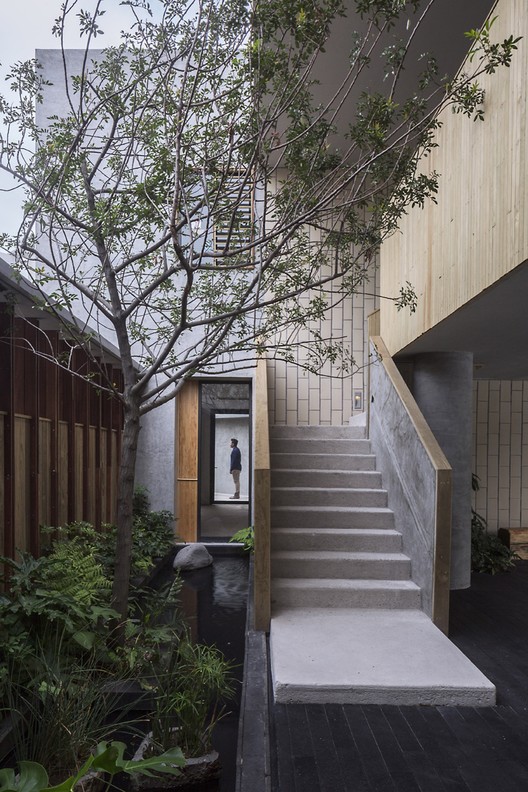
top-left (473, 380), bottom-right (528, 532)
top-left (369, 343), bottom-right (451, 617)
top-left (135, 401), bottom-right (175, 513)
top-left (411, 353), bottom-right (473, 590)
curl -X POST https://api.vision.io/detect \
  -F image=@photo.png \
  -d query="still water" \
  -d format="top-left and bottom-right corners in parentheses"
top-left (155, 552), bottom-right (249, 791)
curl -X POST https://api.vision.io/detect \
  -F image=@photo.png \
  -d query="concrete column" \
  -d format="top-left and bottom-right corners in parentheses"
top-left (411, 352), bottom-right (473, 590)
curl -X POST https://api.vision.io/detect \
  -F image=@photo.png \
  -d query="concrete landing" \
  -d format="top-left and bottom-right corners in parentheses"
top-left (270, 608), bottom-right (496, 706)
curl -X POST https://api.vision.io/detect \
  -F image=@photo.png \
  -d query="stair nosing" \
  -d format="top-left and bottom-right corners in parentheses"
top-left (272, 578), bottom-right (420, 589)
top-left (271, 550), bottom-right (409, 560)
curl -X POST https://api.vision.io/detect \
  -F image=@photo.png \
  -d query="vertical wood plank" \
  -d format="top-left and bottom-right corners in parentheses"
top-left (0, 414), bottom-right (4, 556)
top-left (38, 419), bottom-right (52, 528)
top-left (176, 381), bottom-right (199, 542)
top-left (110, 429), bottom-right (118, 524)
top-left (100, 428), bottom-right (108, 524)
top-left (14, 417), bottom-right (31, 552)
top-left (75, 424), bottom-right (84, 520)
top-left (57, 421), bottom-right (69, 526)
top-left (254, 357), bottom-right (271, 632)
top-left (86, 426), bottom-right (96, 525)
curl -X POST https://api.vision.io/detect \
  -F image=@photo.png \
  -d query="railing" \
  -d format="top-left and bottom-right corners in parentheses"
top-left (253, 356), bottom-right (271, 632)
top-left (369, 336), bottom-right (452, 634)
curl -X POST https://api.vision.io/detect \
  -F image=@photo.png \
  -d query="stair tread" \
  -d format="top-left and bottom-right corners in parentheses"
top-left (272, 505), bottom-right (393, 513)
top-left (272, 468), bottom-right (380, 474)
top-left (271, 452), bottom-right (375, 457)
top-left (271, 486), bottom-right (387, 494)
top-left (272, 527), bottom-right (400, 534)
top-left (272, 550), bottom-right (409, 560)
top-left (273, 578), bottom-right (420, 590)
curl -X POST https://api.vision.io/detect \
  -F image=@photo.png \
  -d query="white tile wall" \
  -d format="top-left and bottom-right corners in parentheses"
top-left (472, 380), bottom-right (528, 532)
top-left (267, 264), bottom-right (379, 425)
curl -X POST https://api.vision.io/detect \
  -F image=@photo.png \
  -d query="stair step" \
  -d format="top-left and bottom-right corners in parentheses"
top-left (270, 438), bottom-right (371, 455)
top-left (269, 425), bottom-right (366, 439)
top-left (270, 609), bottom-right (496, 705)
top-left (271, 487), bottom-right (388, 508)
top-left (272, 528), bottom-right (403, 552)
top-left (271, 578), bottom-right (421, 609)
top-left (271, 505), bottom-right (394, 529)
top-left (271, 469), bottom-right (383, 488)
top-left (271, 551), bottom-right (411, 580)
top-left (271, 452), bottom-right (377, 471)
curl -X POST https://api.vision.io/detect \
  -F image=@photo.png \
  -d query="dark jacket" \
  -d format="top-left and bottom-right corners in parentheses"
top-left (230, 446), bottom-right (242, 472)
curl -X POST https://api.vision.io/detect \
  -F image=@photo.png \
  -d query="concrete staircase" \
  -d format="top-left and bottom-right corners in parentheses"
top-left (268, 424), bottom-right (496, 706)
top-left (270, 424), bottom-right (420, 611)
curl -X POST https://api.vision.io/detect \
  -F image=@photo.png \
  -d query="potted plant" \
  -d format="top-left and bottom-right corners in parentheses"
top-left (0, 740), bottom-right (185, 792)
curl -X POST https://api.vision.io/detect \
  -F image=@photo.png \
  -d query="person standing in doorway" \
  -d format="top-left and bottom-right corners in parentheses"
top-left (230, 438), bottom-right (241, 499)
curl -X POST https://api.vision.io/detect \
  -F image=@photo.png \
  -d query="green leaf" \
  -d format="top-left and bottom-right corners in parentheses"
top-left (0, 768), bottom-right (18, 792)
top-left (91, 741), bottom-right (185, 778)
top-left (120, 747), bottom-right (186, 778)
top-left (0, 762), bottom-right (49, 792)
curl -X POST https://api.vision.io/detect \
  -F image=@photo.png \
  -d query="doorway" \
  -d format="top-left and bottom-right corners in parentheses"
top-left (199, 381), bottom-right (251, 540)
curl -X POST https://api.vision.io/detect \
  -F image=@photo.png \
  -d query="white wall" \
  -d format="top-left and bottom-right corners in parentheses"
top-left (214, 415), bottom-right (249, 499)
top-left (267, 269), bottom-right (378, 426)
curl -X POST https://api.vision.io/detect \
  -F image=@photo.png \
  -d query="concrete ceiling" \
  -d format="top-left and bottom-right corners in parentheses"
top-left (395, 259), bottom-right (528, 381)
top-left (314, 0), bottom-right (497, 137)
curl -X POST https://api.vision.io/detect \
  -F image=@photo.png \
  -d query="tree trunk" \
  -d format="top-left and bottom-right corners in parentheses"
top-left (111, 398), bottom-right (141, 626)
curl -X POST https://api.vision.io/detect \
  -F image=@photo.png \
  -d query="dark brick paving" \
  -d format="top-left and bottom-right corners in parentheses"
top-left (270, 562), bottom-right (528, 792)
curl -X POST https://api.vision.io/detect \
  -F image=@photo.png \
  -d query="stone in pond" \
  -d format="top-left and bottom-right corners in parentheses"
top-left (173, 543), bottom-right (213, 571)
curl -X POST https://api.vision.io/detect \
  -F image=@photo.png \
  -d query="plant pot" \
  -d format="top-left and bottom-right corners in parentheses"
top-left (74, 769), bottom-right (106, 792)
top-left (130, 732), bottom-right (221, 790)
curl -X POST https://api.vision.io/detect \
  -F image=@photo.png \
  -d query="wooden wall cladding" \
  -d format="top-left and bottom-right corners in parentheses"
top-left (0, 415), bottom-right (4, 556)
top-left (0, 304), bottom-right (124, 560)
top-left (380, 0), bottom-right (528, 355)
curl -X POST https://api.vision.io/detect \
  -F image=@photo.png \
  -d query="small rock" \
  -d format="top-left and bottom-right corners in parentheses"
top-left (173, 543), bottom-right (213, 571)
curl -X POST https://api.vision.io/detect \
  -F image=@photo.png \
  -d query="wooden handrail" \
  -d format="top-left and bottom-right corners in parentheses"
top-left (253, 356), bottom-right (271, 631)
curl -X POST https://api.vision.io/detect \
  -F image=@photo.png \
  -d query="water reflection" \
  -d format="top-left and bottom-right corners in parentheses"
top-left (212, 557), bottom-right (248, 612)
top-left (155, 552), bottom-right (248, 792)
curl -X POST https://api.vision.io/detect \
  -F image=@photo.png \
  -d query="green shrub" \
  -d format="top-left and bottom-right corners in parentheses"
top-left (471, 475), bottom-right (518, 574)
top-left (43, 488), bottom-right (176, 578)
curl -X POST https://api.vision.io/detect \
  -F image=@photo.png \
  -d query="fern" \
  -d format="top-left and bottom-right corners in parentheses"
top-left (42, 540), bottom-right (110, 605)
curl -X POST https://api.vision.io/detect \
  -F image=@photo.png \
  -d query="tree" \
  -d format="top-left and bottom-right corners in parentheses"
top-left (0, 0), bottom-right (519, 622)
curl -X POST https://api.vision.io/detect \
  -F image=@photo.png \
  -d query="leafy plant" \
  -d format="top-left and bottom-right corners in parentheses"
top-left (2, 639), bottom-right (150, 785)
top-left (109, 577), bottom-right (185, 676)
top-left (229, 525), bottom-right (254, 553)
top-left (471, 475), bottom-right (518, 574)
top-left (43, 489), bottom-right (175, 581)
top-left (146, 637), bottom-right (236, 759)
top-left (131, 488), bottom-right (176, 567)
top-left (0, 551), bottom-right (118, 696)
top-left (0, 740), bottom-right (185, 792)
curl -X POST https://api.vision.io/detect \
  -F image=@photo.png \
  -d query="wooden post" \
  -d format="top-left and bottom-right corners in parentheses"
top-left (253, 357), bottom-right (271, 632)
top-left (176, 381), bottom-right (199, 542)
